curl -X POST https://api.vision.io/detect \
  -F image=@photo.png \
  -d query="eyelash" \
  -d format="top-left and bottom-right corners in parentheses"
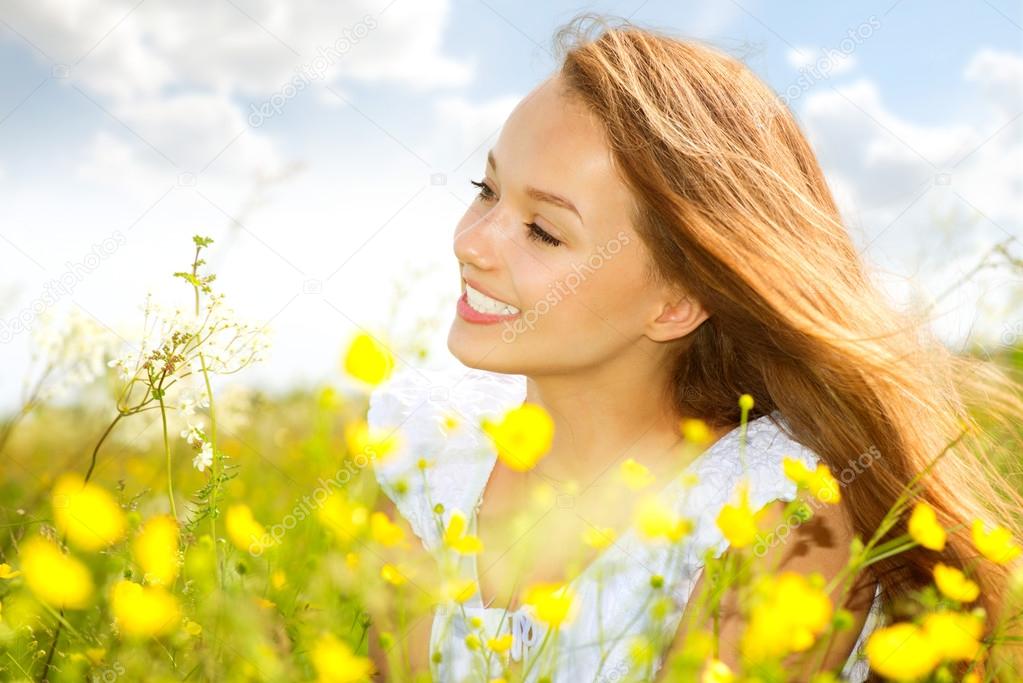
top-left (469, 179), bottom-right (563, 247)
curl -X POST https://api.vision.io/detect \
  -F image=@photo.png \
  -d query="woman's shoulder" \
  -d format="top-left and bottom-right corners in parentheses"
top-left (671, 410), bottom-right (828, 557)
top-left (366, 361), bottom-right (527, 550)
top-left (686, 410), bottom-right (823, 503)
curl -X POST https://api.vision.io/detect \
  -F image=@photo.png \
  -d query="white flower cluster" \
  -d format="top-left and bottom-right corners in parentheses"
top-left (180, 421), bottom-right (215, 472)
top-left (102, 289), bottom-right (269, 462)
top-left (28, 307), bottom-right (121, 402)
top-left (106, 290), bottom-right (272, 387)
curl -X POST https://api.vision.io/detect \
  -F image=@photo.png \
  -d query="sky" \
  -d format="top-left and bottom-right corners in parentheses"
top-left (0, 0), bottom-right (1021, 412)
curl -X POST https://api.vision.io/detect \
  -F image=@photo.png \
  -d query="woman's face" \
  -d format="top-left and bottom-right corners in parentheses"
top-left (448, 74), bottom-right (701, 375)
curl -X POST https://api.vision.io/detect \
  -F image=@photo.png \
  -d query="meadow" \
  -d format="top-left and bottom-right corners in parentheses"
top-left (1, 234), bottom-right (1022, 683)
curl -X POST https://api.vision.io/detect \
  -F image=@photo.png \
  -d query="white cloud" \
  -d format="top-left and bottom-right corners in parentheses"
top-left (797, 49), bottom-right (1023, 348)
top-left (3, 0), bottom-right (471, 100)
top-left (964, 48), bottom-right (1023, 118)
top-left (421, 93), bottom-right (524, 171)
top-left (786, 45), bottom-right (857, 77)
top-left (1, 0), bottom-right (471, 190)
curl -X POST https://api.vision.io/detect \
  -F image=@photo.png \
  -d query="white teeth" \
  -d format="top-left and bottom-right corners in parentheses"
top-left (465, 282), bottom-right (520, 316)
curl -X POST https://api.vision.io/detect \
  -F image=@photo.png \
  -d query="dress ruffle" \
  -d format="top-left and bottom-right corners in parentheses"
top-left (367, 363), bottom-right (527, 552)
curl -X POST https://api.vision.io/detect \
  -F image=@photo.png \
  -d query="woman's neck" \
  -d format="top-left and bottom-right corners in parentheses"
top-left (522, 360), bottom-right (711, 486)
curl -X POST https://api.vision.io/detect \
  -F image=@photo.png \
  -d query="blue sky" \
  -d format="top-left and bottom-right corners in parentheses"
top-left (0, 0), bottom-right (1020, 412)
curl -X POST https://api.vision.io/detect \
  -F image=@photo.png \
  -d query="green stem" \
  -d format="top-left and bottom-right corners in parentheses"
top-left (158, 392), bottom-right (178, 519)
top-left (519, 626), bottom-right (553, 682)
top-left (84, 412), bottom-right (124, 483)
top-left (200, 353), bottom-right (221, 588)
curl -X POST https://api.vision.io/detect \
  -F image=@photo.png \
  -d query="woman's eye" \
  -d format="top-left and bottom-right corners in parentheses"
top-left (469, 179), bottom-right (494, 202)
top-left (468, 179), bottom-right (563, 248)
top-left (525, 222), bottom-right (562, 247)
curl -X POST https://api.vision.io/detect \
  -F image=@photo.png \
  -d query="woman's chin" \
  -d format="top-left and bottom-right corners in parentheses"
top-left (447, 325), bottom-right (512, 372)
top-left (447, 325), bottom-right (485, 367)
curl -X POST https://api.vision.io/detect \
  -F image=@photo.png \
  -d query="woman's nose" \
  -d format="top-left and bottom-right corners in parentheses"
top-left (453, 210), bottom-right (506, 271)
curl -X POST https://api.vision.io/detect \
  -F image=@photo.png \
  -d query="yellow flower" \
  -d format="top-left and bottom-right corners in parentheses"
top-left (318, 492), bottom-right (369, 544)
top-left (111, 580), bottom-right (181, 638)
top-left (630, 635), bottom-right (654, 667)
top-left (972, 519), bottom-right (1021, 564)
top-left (487, 634), bottom-right (513, 653)
top-left (369, 512), bottom-right (406, 548)
top-left (443, 510), bottom-right (484, 555)
top-left (272, 569), bottom-right (287, 589)
top-left (781, 457), bottom-right (841, 504)
top-left (922, 610), bottom-right (983, 662)
top-left (184, 619), bottom-right (203, 636)
top-left (380, 563), bottom-right (407, 586)
top-left (132, 515), bottom-right (180, 585)
top-left (532, 481), bottom-right (557, 507)
top-left (71, 647), bottom-right (107, 666)
top-left (701, 659), bottom-right (734, 683)
top-left (933, 563), bottom-right (979, 603)
top-left (342, 332), bottom-right (394, 387)
top-left (225, 504), bottom-right (272, 554)
top-left (20, 536), bottom-right (93, 609)
top-left (680, 418), bottom-right (712, 445)
top-left (716, 481), bottom-right (769, 549)
top-left (582, 526), bottom-right (616, 550)
top-left (741, 572), bottom-right (832, 661)
top-left (317, 386), bottom-right (340, 411)
top-left (51, 473), bottom-right (127, 552)
top-left (633, 495), bottom-right (693, 543)
top-left (438, 577), bottom-right (477, 604)
top-left (482, 403), bottom-right (554, 472)
top-left (619, 458), bottom-right (655, 490)
top-left (866, 623), bottom-right (939, 681)
top-left (0, 563), bottom-right (20, 579)
top-left (311, 632), bottom-right (375, 683)
top-left (343, 419), bottom-right (400, 463)
top-left (442, 414), bottom-right (459, 432)
top-left (523, 581), bottom-right (577, 627)
top-left (908, 501), bottom-right (946, 551)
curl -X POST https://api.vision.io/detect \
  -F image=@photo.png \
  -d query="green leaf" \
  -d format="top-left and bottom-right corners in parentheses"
top-left (173, 271), bottom-right (202, 287)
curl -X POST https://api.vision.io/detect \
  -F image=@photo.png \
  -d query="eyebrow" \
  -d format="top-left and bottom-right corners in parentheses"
top-left (487, 150), bottom-right (582, 222)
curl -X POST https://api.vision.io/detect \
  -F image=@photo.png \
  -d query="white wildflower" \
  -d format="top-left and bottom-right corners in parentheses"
top-left (181, 422), bottom-right (205, 446)
top-left (193, 442), bottom-right (214, 472)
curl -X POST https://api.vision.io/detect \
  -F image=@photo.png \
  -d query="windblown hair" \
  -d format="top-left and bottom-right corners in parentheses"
top-left (553, 13), bottom-right (1023, 680)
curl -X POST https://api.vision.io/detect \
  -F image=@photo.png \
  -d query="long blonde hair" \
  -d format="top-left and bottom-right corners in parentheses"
top-left (554, 13), bottom-right (1023, 678)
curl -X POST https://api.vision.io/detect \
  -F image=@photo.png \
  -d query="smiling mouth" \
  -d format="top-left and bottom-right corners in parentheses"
top-left (462, 280), bottom-right (521, 316)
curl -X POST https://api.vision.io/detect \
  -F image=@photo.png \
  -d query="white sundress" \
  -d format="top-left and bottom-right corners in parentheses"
top-left (367, 362), bottom-right (885, 682)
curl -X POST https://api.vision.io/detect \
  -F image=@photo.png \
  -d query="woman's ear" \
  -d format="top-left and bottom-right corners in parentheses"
top-left (647, 291), bottom-right (711, 342)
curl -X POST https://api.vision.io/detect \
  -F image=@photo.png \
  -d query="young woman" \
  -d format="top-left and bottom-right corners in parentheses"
top-left (367, 14), bottom-right (1023, 683)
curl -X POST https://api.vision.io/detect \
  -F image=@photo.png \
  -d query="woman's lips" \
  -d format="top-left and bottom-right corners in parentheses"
top-left (456, 291), bottom-right (521, 324)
